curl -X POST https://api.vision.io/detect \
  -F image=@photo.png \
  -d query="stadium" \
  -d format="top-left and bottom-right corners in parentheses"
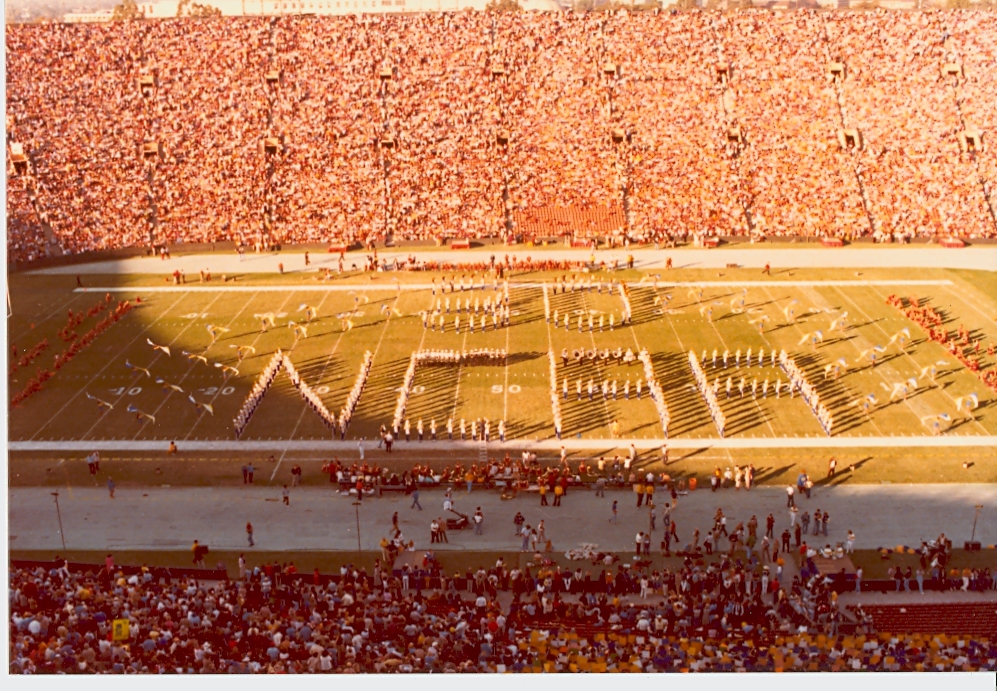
top-left (6, 4), bottom-right (997, 676)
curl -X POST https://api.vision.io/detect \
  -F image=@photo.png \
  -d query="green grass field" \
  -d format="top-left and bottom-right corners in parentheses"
top-left (7, 265), bottom-right (997, 447)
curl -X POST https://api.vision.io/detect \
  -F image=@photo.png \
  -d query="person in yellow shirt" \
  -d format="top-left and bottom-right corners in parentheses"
top-left (465, 470), bottom-right (474, 494)
top-left (539, 483), bottom-right (548, 506)
top-left (635, 481), bottom-right (646, 507)
top-left (553, 483), bottom-right (564, 506)
top-left (645, 482), bottom-right (655, 504)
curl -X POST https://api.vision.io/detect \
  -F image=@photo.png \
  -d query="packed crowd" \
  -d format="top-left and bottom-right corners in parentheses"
top-left (11, 549), bottom-right (997, 675)
top-left (8, 10), bottom-right (997, 263)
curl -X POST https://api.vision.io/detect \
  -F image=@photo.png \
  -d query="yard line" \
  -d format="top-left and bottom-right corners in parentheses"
top-left (686, 288), bottom-right (777, 437)
top-left (283, 289), bottom-right (403, 452)
top-left (78, 291), bottom-right (226, 440)
top-left (567, 289), bottom-right (614, 436)
top-left (28, 293), bottom-right (191, 441)
top-left (183, 291), bottom-right (299, 441)
top-left (387, 293), bottom-right (434, 436)
top-left (277, 291), bottom-right (349, 447)
top-left (635, 287), bottom-right (732, 446)
top-left (803, 285), bottom-right (940, 429)
top-left (10, 290), bottom-right (90, 343)
top-left (847, 285), bottom-right (990, 435)
top-left (705, 322), bottom-right (777, 437)
top-left (503, 288), bottom-right (513, 426)
top-left (758, 285), bottom-right (885, 437)
top-left (449, 322), bottom-right (472, 423)
top-left (941, 284), bottom-right (997, 325)
top-left (131, 291), bottom-right (261, 441)
top-left (650, 285), bottom-right (689, 353)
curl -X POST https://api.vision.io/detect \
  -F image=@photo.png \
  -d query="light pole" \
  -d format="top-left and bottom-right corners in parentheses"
top-left (352, 501), bottom-right (362, 558)
top-left (971, 504), bottom-right (983, 543)
top-left (52, 491), bottom-right (66, 551)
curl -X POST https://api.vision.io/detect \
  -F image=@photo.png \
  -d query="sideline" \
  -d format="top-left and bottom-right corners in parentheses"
top-left (74, 279), bottom-right (956, 294)
top-left (30, 245), bottom-right (997, 275)
top-left (9, 435), bottom-right (997, 452)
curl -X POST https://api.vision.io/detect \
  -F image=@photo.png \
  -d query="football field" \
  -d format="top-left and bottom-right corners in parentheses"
top-left (8, 265), bottom-right (997, 449)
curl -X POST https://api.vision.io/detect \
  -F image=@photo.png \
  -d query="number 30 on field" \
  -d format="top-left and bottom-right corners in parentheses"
top-left (491, 385), bottom-right (521, 394)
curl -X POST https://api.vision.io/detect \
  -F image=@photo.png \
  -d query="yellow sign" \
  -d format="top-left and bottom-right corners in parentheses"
top-left (112, 619), bottom-right (130, 641)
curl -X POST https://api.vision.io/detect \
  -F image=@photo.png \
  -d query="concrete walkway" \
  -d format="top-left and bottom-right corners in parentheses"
top-left (32, 246), bottom-right (997, 275)
top-left (11, 484), bottom-right (997, 553)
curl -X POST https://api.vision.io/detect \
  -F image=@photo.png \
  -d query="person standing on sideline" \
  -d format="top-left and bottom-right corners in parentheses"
top-left (242, 464), bottom-right (249, 483)
top-left (610, 500), bottom-right (618, 523)
top-left (855, 566), bottom-right (862, 593)
top-left (786, 484), bottom-right (795, 507)
top-left (246, 522), bottom-right (254, 547)
top-left (358, 438), bottom-right (365, 461)
top-left (539, 483), bottom-right (548, 506)
top-left (239, 554), bottom-right (247, 580)
top-left (282, 485), bottom-right (290, 506)
top-left (411, 488), bottom-right (423, 511)
top-left (246, 463), bottom-right (254, 483)
top-left (553, 482), bottom-right (563, 506)
top-left (107, 477), bottom-right (115, 498)
top-left (473, 508), bottom-right (484, 535)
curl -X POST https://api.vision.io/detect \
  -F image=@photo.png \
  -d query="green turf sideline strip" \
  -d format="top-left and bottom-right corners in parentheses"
top-left (74, 279), bottom-right (955, 294)
top-left (9, 436), bottom-right (996, 452)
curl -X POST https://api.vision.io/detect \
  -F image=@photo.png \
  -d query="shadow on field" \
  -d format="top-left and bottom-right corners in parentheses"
top-left (819, 456), bottom-right (872, 487)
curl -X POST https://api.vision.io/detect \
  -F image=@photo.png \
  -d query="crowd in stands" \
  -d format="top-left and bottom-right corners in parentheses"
top-left (10, 544), bottom-right (997, 675)
top-left (7, 10), bottom-right (997, 264)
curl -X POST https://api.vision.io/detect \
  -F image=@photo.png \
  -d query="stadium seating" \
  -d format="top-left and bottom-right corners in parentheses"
top-left (6, 10), bottom-right (997, 264)
top-left (858, 602), bottom-right (997, 637)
